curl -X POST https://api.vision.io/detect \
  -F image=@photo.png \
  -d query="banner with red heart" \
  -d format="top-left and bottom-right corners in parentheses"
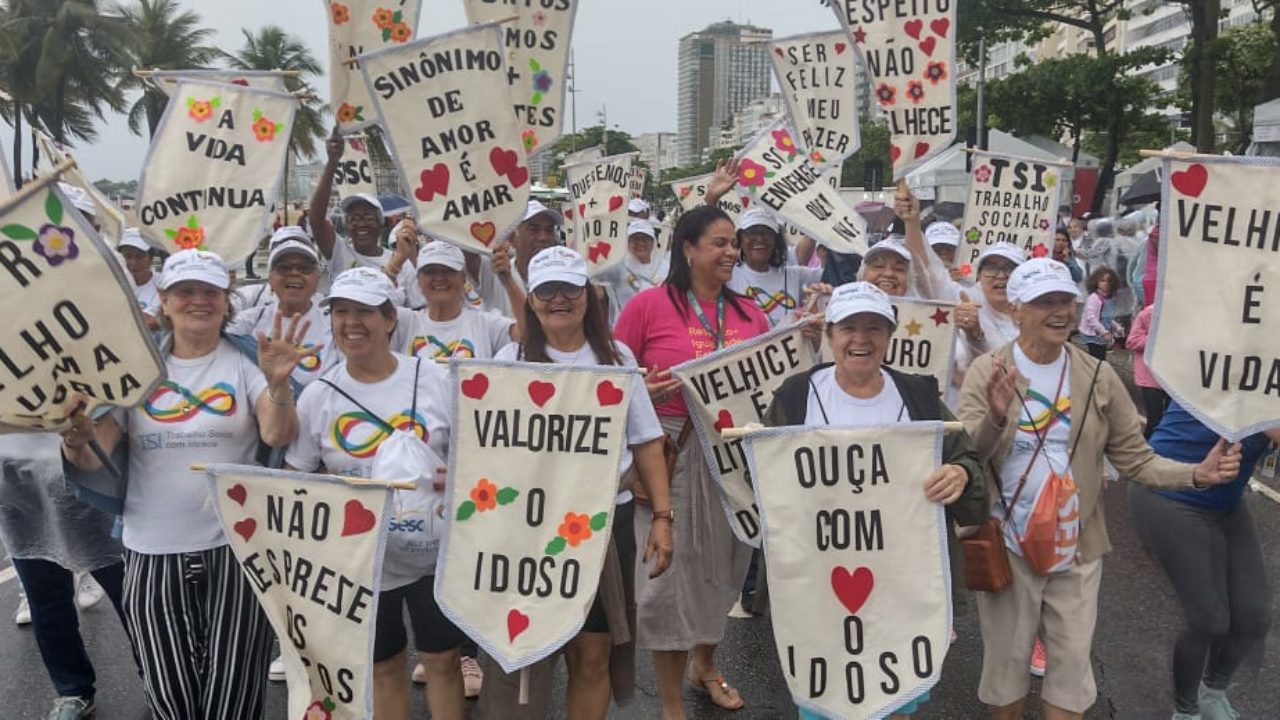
top-left (202, 463), bottom-right (396, 720)
top-left (357, 24), bottom-right (529, 257)
top-left (439, 360), bottom-right (638, 673)
top-left (564, 152), bottom-right (637, 276)
top-left (743, 423), bottom-right (950, 720)
top-left (769, 30), bottom-right (863, 172)
top-left (960, 149), bottom-right (1072, 268)
top-left (667, 170), bottom-right (750, 226)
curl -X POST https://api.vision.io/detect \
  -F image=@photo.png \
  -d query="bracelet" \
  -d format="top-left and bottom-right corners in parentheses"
top-left (267, 386), bottom-right (293, 406)
top-left (652, 509), bottom-right (675, 524)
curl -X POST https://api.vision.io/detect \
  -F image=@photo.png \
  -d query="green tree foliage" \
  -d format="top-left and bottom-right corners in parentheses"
top-left (839, 120), bottom-right (892, 190)
top-left (118, 0), bottom-right (219, 137)
top-left (1178, 21), bottom-right (1278, 153)
top-left (542, 125), bottom-right (639, 187)
top-left (223, 26), bottom-right (325, 159)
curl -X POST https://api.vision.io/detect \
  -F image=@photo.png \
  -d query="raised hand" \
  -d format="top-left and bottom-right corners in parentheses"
top-left (705, 157), bottom-right (742, 205)
top-left (256, 311), bottom-right (322, 389)
top-left (986, 355), bottom-right (1020, 427)
top-left (324, 125), bottom-right (345, 166)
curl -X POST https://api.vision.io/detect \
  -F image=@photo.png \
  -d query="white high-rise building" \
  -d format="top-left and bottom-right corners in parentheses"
top-left (676, 21), bottom-right (773, 165)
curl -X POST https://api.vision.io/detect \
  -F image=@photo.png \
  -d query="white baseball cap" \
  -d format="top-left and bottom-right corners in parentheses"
top-left (864, 236), bottom-right (913, 263)
top-left (1007, 257), bottom-right (1081, 305)
top-left (117, 227), bottom-right (150, 253)
top-left (57, 182), bottom-right (96, 217)
top-left (340, 192), bottom-right (383, 215)
top-left (738, 207), bottom-right (779, 233)
top-left (522, 200), bottom-right (563, 225)
top-left (416, 241), bottom-right (466, 272)
top-left (527, 246), bottom-right (588, 292)
top-left (977, 242), bottom-right (1026, 271)
top-left (267, 226), bottom-right (319, 266)
top-left (158, 249), bottom-right (230, 290)
top-left (925, 221), bottom-right (961, 247)
top-left (826, 281), bottom-right (897, 327)
top-left (627, 220), bottom-right (656, 240)
top-left (628, 198), bottom-right (650, 214)
top-left (320, 267), bottom-right (396, 308)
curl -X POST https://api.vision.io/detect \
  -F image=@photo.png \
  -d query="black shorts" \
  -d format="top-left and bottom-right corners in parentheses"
top-left (582, 593), bottom-right (609, 634)
top-left (373, 575), bottom-right (468, 662)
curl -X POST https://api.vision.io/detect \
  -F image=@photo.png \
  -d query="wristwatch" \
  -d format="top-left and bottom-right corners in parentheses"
top-left (652, 509), bottom-right (675, 525)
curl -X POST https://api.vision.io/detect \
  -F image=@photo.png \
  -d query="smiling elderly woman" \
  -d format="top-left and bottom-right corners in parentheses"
top-left (956, 258), bottom-right (1243, 720)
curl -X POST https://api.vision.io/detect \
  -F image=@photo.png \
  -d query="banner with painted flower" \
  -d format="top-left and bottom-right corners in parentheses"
top-left (0, 174), bottom-right (163, 430)
top-left (959, 151), bottom-right (1069, 267)
top-left (734, 121), bottom-right (868, 256)
top-left (769, 30), bottom-right (862, 173)
top-left (463, 0), bottom-right (578, 157)
top-left (358, 24), bottom-right (530, 257)
top-left (829, 0), bottom-right (957, 179)
top-left (36, 131), bottom-right (128, 244)
top-left (565, 152), bottom-right (636, 276)
top-left (327, 0), bottom-right (424, 134)
top-left (148, 69), bottom-right (290, 96)
top-left (668, 171), bottom-right (751, 226)
top-left (436, 360), bottom-right (634, 672)
top-left (135, 80), bottom-right (297, 262)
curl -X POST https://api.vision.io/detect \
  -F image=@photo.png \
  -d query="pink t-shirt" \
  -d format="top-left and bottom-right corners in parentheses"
top-left (614, 286), bottom-right (771, 417)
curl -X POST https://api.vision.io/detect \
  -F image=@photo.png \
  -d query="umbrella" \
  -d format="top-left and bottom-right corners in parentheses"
top-left (1120, 169), bottom-right (1161, 206)
top-left (930, 201), bottom-right (966, 221)
top-left (378, 193), bottom-right (412, 218)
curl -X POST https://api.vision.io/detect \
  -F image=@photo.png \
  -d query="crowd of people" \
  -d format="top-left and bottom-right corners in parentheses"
top-left (0, 138), bottom-right (1273, 720)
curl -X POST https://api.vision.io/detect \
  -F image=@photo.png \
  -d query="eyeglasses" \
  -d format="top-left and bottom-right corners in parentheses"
top-left (271, 262), bottom-right (319, 276)
top-left (532, 282), bottom-right (586, 301)
top-left (345, 213), bottom-right (382, 226)
top-left (980, 263), bottom-right (1016, 279)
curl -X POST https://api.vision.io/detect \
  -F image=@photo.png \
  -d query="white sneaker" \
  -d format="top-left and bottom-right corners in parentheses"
top-left (75, 574), bottom-right (104, 611)
top-left (727, 599), bottom-right (753, 619)
top-left (268, 655), bottom-right (285, 682)
top-left (14, 593), bottom-right (31, 626)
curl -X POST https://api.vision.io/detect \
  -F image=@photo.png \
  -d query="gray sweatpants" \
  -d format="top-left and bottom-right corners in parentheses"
top-left (1128, 484), bottom-right (1272, 713)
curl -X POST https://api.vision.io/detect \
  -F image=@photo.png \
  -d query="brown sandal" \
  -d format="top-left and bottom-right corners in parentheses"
top-left (688, 672), bottom-right (745, 711)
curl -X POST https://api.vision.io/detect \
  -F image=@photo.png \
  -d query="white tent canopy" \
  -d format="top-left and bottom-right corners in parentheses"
top-left (1248, 98), bottom-right (1280, 156)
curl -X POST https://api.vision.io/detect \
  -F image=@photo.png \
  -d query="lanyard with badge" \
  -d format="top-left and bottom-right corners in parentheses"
top-left (686, 290), bottom-right (725, 351)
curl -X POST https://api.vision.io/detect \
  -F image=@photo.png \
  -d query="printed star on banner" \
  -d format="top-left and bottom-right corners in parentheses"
top-left (852, 27), bottom-right (867, 44)
top-left (904, 318), bottom-right (923, 337)
top-left (930, 308), bottom-right (950, 326)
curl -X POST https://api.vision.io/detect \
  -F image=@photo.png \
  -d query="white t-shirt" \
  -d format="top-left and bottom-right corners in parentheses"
top-left (804, 367), bottom-right (909, 426)
top-left (232, 282), bottom-right (275, 313)
top-left (729, 264), bottom-right (823, 327)
top-left (287, 353), bottom-right (453, 589)
top-left (995, 344), bottom-right (1078, 572)
top-left (493, 341), bottom-right (664, 476)
top-left (328, 237), bottom-right (420, 308)
top-left (598, 253), bottom-right (669, 325)
top-left (473, 254), bottom-right (520, 318)
top-left (115, 341), bottom-right (267, 554)
top-left (403, 306), bottom-right (514, 360)
top-left (133, 274), bottom-right (161, 314)
top-left (226, 300), bottom-right (337, 387)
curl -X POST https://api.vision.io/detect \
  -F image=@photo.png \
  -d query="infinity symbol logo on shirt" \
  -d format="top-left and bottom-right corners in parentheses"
top-left (411, 336), bottom-right (477, 359)
top-left (143, 381), bottom-right (237, 423)
top-left (1017, 389), bottom-right (1071, 434)
top-left (297, 344), bottom-right (321, 372)
top-left (332, 410), bottom-right (427, 459)
top-left (746, 287), bottom-right (798, 313)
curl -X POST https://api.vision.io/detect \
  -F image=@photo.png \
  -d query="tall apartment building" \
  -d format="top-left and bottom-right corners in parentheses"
top-left (635, 132), bottom-right (679, 177)
top-left (676, 21), bottom-right (773, 165)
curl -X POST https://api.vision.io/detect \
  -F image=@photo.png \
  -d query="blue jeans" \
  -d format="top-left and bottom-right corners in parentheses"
top-left (12, 558), bottom-right (127, 700)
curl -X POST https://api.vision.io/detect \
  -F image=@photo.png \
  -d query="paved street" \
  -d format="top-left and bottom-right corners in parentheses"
top-left (4, 477), bottom-right (1280, 719)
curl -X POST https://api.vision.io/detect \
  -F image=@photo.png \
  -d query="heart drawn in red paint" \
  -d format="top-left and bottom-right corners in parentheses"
top-left (470, 221), bottom-right (497, 246)
top-left (234, 518), bottom-right (257, 542)
top-left (914, 141), bottom-right (931, 159)
top-left (227, 484), bottom-right (247, 506)
top-left (596, 380), bottom-right (624, 407)
top-left (587, 242), bottom-right (611, 263)
top-left (918, 36), bottom-right (937, 57)
top-left (930, 18), bottom-right (950, 38)
top-left (490, 147), bottom-right (529, 188)
top-left (1171, 163), bottom-right (1208, 198)
top-left (904, 19), bottom-right (923, 39)
top-left (578, 203), bottom-right (587, 218)
top-left (834, 42), bottom-right (848, 55)
top-left (461, 373), bottom-right (490, 400)
top-left (607, 195), bottom-right (625, 213)
top-left (773, 47), bottom-right (785, 58)
top-left (342, 500), bottom-right (377, 536)
top-left (415, 164), bottom-right (449, 202)
top-left (831, 566), bottom-right (874, 615)
top-left (713, 409), bottom-right (734, 433)
top-left (564, 207), bottom-right (574, 220)
top-left (890, 145), bottom-right (902, 164)
top-left (507, 608), bottom-right (530, 642)
top-left (527, 380), bottom-right (556, 407)
top-left (740, 194), bottom-right (751, 208)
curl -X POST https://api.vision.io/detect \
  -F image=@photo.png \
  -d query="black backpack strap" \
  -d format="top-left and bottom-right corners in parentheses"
top-left (411, 358), bottom-right (421, 415)
top-left (319, 377), bottom-right (397, 434)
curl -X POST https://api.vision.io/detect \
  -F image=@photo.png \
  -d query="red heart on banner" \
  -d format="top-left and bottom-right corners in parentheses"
top-left (918, 36), bottom-right (937, 57)
top-left (226, 484), bottom-right (247, 506)
top-left (890, 145), bottom-right (902, 164)
top-left (774, 47), bottom-right (785, 58)
top-left (740, 194), bottom-right (751, 208)
top-left (587, 242), bottom-right (612, 263)
top-left (904, 19), bottom-right (923, 39)
top-left (490, 147), bottom-right (528, 188)
top-left (507, 609), bottom-right (530, 642)
top-left (342, 500), bottom-right (377, 536)
top-left (1171, 164), bottom-right (1208, 198)
top-left (831, 566), bottom-right (874, 615)
top-left (234, 518), bottom-right (257, 542)
top-left (564, 207), bottom-right (574, 220)
top-left (578, 203), bottom-right (587, 218)
top-left (608, 195), bottom-right (625, 212)
top-left (596, 380), bottom-right (624, 407)
top-left (415, 164), bottom-right (450, 202)
top-left (713, 409), bottom-right (734, 432)
top-left (930, 17), bottom-right (951, 38)
top-left (834, 42), bottom-right (848, 55)
top-left (461, 373), bottom-right (490, 400)
top-left (528, 380), bottom-right (556, 407)
top-left (914, 141), bottom-right (931, 159)
top-left (470, 221), bottom-right (497, 246)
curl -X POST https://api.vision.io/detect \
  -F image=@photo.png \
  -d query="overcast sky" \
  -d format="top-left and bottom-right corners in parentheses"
top-left (0, 0), bottom-right (842, 184)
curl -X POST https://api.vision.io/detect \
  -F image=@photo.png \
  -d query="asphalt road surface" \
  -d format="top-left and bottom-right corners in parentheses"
top-left (4, 476), bottom-right (1280, 719)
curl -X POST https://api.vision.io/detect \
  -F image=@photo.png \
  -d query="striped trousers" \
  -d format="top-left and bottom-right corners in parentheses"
top-left (123, 545), bottom-right (272, 720)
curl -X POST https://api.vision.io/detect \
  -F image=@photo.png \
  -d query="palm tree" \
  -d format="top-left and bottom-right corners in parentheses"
top-left (117, 0), bottom-right (219, 137)
top-left (223, 26), bottom-right (325, 159)
top-left (0, 0), bottom-right (130, 184)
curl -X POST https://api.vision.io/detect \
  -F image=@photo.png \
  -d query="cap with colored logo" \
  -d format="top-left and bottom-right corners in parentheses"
top-left (825, 281), bottom-right (897, 327)
top-left (925, 221), bottom-right (961, 247)
top-left (1007, 257), bottom-right (1081, 304)
top-left (864, 236), bottom-right (913, 263)
top-left (527, 246), bottom-right (589, 292)
top-left (267, 226), bottom-right (319, 267)
top-left (977, 242), bottom-right (1026, 271)
top-left (158, 249), bottom-right (230, 290)
top-left (320, 267), bottom-right (397, 308)
top-left (415, 241), bottom-right (466, 272)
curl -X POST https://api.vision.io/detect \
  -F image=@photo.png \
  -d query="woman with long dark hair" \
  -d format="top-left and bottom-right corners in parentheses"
top-left (614, 204), bottom-right (771, 718)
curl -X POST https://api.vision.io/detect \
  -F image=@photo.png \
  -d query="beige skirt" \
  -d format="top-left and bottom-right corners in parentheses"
top-left (633, 416), bottom-right (752, 651)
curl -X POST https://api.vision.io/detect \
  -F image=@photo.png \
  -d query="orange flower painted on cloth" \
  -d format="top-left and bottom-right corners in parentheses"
top-left (251, 109), bottom-right (284, 142)
top-left (330, 2), bottom-right (350, 24)
top-left (521, 129), bottom-right (539, 153)
top-left (738, 158), bottom-right (768, 188)
top-left (336, 102), bottom-right (362, 124)
top-left (173, 226), bottom-right (205, 250)
top-left (372, 7), bottom-right (395, 29)
top-left (809, 149), bottom-right (826, 163)
top-left (389, 22), bottom-right (412, 43)
top-left (558, 512), bottom-right (593, 547)
top-left (186, 96), bottom-right (219, 122)
top-left (470, 478), bottom-right (498, 512)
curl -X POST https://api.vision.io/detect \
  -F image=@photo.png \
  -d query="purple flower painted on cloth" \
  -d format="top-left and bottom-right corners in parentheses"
top-left (533, 70), bottom-right (553, 94)
top-left (974, 165), bottom-right (992, 183)
top-left (34, 223), bottom-right (78, 266)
